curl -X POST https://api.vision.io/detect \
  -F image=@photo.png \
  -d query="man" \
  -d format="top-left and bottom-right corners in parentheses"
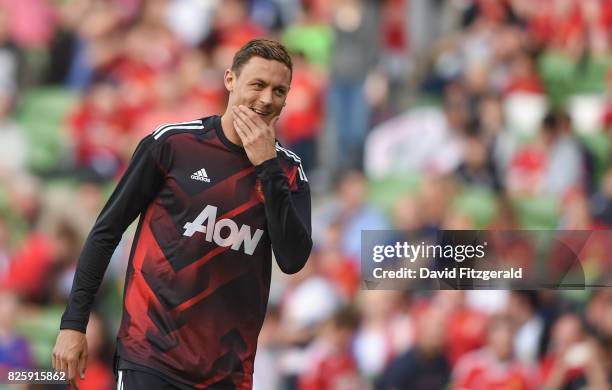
top-left (53, 39), bottom-right (312, 389)
top-left (452, 314), bottom-right (535, 389)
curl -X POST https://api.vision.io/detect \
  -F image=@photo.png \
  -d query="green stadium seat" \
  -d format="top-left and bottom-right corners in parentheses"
top-left (367, 172), bottom-right (421, 215)
top-left (15, 87), bottom-right (76, 172)
top-left (538, 51), bottom-right (576, 108)
top-left (282, 24), bottom-right (333, 69)
top-left (538, 51), bottom-right (612, 108)
top-left (409, 94), bottom-right (444, 109)
top-left (513, 196), bottom-right (560, 229)
top-left (452, 187), bottom-right (498, 228)
top-left (571, 56), bottom-right (612, 95)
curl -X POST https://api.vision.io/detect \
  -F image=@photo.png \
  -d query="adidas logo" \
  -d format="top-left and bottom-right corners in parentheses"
top-left (190, 168), bottom-right (211, 182)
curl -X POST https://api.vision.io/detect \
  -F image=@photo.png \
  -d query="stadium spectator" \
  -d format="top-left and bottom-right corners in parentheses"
top-left (0, 289), bottom-right (35, 374)
top-left (506, 111), bottom-right (584, 198)
top-left (74, 313), bottom-right (114, 390)
top-left (452, 313), bottom-right (535, 390)
top-left (375, 305), bottom-right (451, 390)
top-left (539, 313), bottom-right (588, 388)
top-left (277, 52), bottom-right (324, 174)
top-left (590, 165), bottom-right (612, 227)
top-left (299, 306), bottom-right (366, 390)
top-left (364, 82), bottom-right (468, 178)
top-left (506, 291), bottom-right (546, 364)
top-left (0, 7), bottom-right (24, 96)
top-left (434, 291), bottom-right (488, 365)
top-left (327, 0), bottom-right (380, 172)
top-left (0, 0), bottom-right (56, 49)
top-left (353, 291), bottom-right (404, 379)
top-left (313, 170), bottom-right (388, 263)
top-left (0, 92), bottom-right (28, 174)
top-left (67, 80), bottom-right (128, 179)
top-left (455, 131), bottom-right (503, 192)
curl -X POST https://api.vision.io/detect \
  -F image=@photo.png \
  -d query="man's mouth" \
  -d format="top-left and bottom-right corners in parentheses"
top-left (250, 107), bottom-right (270, 117)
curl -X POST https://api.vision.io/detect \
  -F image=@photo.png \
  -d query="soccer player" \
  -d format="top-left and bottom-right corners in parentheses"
top-left (52, 39), bottom-right (312, 389)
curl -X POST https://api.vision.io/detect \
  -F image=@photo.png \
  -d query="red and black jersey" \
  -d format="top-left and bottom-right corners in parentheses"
top-left (60, 115), bottom-right (312, 389)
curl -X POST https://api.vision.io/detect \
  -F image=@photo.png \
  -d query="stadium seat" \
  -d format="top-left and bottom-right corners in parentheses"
top-left (513, 196), bottom-right (560, 229)
top-left (538, 51), bottom-right (611, 107)
top-left (452, 187), bottom-right (498, 228)
top-left (571, 57), bottom-right (612, 95)
top-left (15, 87), bottom-right (76, 172)
top-left (538, 51), bottom-right (575, 107)
top-left (281, 24), bottom-right (333, 69)
top-left (367, 173), bottom-right (421, 215)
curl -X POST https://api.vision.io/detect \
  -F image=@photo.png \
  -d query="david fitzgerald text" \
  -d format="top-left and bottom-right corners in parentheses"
top-left (372, 266), bottom-right (523, 281)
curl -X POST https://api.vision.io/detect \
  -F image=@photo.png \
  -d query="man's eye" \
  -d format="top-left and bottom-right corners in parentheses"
top-left (253, 83), bottom-right (264, 88)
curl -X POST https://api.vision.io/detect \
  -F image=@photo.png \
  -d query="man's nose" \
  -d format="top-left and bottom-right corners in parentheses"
top-left (259, 88), bottom-right (273, 105)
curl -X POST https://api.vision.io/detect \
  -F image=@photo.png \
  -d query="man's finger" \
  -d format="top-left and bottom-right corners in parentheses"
top-left (59, 356), bottom-right (67, 376)
top-left (59, 358), bottom-right (73, 387)
top-left (70, 377), bottom-right (79, 390)
top-left (233, 109), bottom-right (254, 138)
top-left (269, 116), bottom-right (280, 133)
top-left (234, 120), bottom-right (250, 144)
top-left (237, 105), bottom-right (264, 131)
top-left (234, 107), bottom-right (258, 133)
top-left (233, 119), bottom-right (246, 139)
top-left (67, 358), bottom-right (78, 385)
top-left (78, 352), bottom-right (87, 379)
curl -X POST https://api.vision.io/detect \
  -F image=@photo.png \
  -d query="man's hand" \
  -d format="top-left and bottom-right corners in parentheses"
top-left (232, 105), bottom-right (278, 166)
top-left (52, 329), bottom-right (88, 389)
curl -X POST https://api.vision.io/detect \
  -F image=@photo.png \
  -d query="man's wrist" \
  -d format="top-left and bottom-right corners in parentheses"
top-left (252, 148), bottom-right (277, 166)
top-left (255, 157), bottom-right (283, 179)
top-left (59, 319), bottom-right (88, 333)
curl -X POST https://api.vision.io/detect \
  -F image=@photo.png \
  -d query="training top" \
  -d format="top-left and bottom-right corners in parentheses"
top-left (60, 115), bottom-right (313, 389)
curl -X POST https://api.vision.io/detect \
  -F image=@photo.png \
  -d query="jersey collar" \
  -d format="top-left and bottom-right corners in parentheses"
top-left (207, 115), bottom-right (246, 154)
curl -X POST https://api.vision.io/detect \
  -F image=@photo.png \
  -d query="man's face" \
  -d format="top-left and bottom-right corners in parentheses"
top-left (224, 56), bottom-right (291, 125)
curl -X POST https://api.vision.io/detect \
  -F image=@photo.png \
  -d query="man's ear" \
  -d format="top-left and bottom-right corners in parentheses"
top-left (223, 69), bottom-right (235, 92)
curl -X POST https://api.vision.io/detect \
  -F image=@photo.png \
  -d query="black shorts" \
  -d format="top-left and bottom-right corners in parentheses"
top-left (116, 369), bottom-right (182, 390)
top-left (113, 353), bottom-right (239, 390)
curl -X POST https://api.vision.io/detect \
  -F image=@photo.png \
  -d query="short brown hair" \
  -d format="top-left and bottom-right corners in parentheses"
top-left (231, 39), bottom-right (293, 79)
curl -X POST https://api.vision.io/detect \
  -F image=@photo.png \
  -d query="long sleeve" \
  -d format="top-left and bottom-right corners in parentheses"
top-left (255, 157), bottom-right (312, 274)
top-left (60, 135), bottom-right (165, 332)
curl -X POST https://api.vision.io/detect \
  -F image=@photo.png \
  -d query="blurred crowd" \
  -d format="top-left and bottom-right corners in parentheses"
top-left (0, 0), bottom-right (610, 389)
